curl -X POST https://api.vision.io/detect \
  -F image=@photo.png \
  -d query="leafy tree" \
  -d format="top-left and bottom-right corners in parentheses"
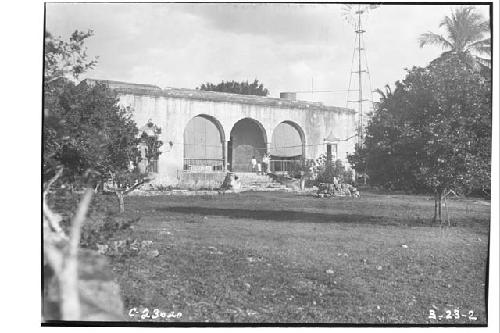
top-left (198, 79), bottom-right (270, 96)
top-left (418, 6), bottom-right (491, 69)
top-left (44, 30), bottom-right (98, 86)
top-left (44, 30), bottom-right (159, 211)
top-left (349, 54), bottom-right (491, 223)
top-left (45, 79), bottom-right (141, 185)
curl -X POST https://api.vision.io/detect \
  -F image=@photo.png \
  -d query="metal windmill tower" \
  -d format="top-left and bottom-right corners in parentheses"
top-left (342, 4), bottom-right (378, 147)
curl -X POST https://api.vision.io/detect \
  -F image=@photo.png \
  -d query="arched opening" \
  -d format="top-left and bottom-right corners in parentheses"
top-left (270, 121), bottom-right (305, 173)
top-left (229, 118), bottom-right (267, 172)
top-left (184, 115), bottom-right (225, 172)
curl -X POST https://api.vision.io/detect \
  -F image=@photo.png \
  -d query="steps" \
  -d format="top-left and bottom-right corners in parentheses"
top-left (234, 172), bottom-right (289, 192)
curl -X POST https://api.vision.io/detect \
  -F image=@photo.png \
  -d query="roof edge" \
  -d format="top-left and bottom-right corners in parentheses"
top-left (85, 78), bottom-right (355, 114)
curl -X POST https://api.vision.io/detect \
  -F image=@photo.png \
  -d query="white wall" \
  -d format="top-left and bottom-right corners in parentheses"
top-left (118, 94), bottom-right (356, 185)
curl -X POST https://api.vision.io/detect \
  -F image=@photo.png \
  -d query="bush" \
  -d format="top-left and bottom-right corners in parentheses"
top-left (49, 190), bottom-right (141, 253)
top-left (79, 211), bottom-right (140, 251)
top-left (287, 161), bottom-right (307, 179)
top-left (315, 158), bottom-right (353, 185)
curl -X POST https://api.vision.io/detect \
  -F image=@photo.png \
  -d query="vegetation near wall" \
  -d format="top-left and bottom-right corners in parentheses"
top-left (43, 30), bottom-right (157, 321)
top-left (198, 79), bottom-right (270, 96)
top-left (314, 155), bottom-right (353, 185)
top-left (348, 54), bottom-right (491, 222)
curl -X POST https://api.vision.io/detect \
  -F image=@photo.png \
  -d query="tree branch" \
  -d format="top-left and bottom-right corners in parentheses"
top-left (43, 168), bottom-right (67, 238)
top-left (59, 189), bottom-right (93, 320)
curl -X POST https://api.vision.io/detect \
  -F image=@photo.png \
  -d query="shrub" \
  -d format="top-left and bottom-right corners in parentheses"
top-left (315, 158), bottom-right (353, 185)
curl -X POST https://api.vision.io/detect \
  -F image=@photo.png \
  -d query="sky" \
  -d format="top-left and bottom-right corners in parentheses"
top-left (45, 2), bottom-right (490, 108)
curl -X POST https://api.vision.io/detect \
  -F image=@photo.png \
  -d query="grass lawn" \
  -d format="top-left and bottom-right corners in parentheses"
top-left (103, 190), bottom-right (489, 324)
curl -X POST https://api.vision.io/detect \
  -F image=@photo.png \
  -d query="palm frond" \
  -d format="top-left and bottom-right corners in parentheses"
top-left (475, 56), bottom-right (491, 68)
top-left (384, 84), bottom-right (392, 97)
top-left (437, 6), bottom-right (490, 52)
top-left (375, 88), bottom-right (386, 100)
top-left (418, 32), bottom-right (453, 50)
top-left (467, 37), bottom-right (491, 55)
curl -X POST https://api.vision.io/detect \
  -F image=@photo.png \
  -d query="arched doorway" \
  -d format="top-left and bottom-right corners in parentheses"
top-left (184, 115), bottom-right (225, 172)
top-left (229, 118), bottom-right (267, 172)
top-left (270, 121), bottom-right (305, 173)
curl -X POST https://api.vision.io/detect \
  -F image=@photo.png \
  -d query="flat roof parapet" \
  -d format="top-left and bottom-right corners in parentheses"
top-left (86, 79), bottom-right (355, 114)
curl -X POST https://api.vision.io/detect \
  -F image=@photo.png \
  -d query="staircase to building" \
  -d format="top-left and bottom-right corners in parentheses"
top-left (234, 172), bottom-right (289, 192)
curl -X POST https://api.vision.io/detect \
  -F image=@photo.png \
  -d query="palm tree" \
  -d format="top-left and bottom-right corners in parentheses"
top-left (375, 84), bottom-right (393, 102)
top-left (419, 6), bottom-right (491, 69)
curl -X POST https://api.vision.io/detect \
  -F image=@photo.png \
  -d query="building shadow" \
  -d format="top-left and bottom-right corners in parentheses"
top-left (159, 206), bottom-right (401, 226)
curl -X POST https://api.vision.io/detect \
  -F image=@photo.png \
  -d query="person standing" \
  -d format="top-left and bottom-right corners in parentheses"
top-left (251, 156), bottom-right (257, 173)
top-left (262, 153), bottom-right (270, 174)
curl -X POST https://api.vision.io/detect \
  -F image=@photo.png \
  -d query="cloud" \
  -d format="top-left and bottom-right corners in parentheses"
top-left (174, 3), bottom-right (344, 44)
top-left (45, 3), bottom-right (491, 107)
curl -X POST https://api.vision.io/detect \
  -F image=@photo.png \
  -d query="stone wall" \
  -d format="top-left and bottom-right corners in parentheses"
top-left (177, 171), bottom-right (227, 190)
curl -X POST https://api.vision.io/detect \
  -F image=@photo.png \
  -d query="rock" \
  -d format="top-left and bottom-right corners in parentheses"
top-left (326, 269), bottom-right (335, 274)
top-left (376, 265), bottom-right (383, 271)
top-left (128, 239), bottom-right (140, 251)
top-left (146, 249), bottom-right (160, 258)
top-left (96, 244), bottom-right (109, 255)
top-left (140, 240), bottom-right (153, 249)
top-left (112, 240), bottom-right (126, 250)
top-left (402, 244), bottom-right (408, 249)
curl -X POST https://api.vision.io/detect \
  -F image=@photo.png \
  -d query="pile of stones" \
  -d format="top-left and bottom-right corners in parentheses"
top-left (96, 239), bottom-right (159, 258)
top-left (315, 182), bottom-right (360, 198)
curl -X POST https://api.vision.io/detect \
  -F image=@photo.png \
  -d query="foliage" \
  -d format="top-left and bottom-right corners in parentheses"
top-left (43, 30), bottom-right (156, 192)
top-left (138, 121), bottom-right (163, 171)
top-left (44, 80), bottom-right (141, 187)
top-left (314, 156), bottom-right (353, 185)
top-left (285, 161), bottom-right (309, 179)
top-left (79, 211), bottom-right (141, 253)
top-left (418, 6), bottom-right (491, 69)
top-left (44, 30), bottom-right (98, 86)
top-left (49, 190), bottom-right (141, 255)
top-left (198, 79), bottom-right (270, 96)
top-left (349, 54), bottom-right (491, 219)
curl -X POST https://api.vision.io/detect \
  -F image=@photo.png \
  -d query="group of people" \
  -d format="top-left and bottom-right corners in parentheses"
top-left (251, 153), bottom-right (271, 174)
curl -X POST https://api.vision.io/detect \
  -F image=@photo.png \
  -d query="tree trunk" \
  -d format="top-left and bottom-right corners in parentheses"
top-left (444, 193), bottom-right (450, 226)
top-left (433, 191), bottom-right (442, 224)
top-left (433, 192), bottom-right (438, 223)
top-left (438, 192), bottom-right (442, 224)
top-left (116, 192), bottom-right (125, 213)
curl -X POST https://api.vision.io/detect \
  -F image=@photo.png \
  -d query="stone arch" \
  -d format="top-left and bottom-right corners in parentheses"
top-left (228, 117), bottom-right (268, 172)
top-left (270, 120), bottom-right (306, 173)
top-left (183, 114), bottom-right (225, 171)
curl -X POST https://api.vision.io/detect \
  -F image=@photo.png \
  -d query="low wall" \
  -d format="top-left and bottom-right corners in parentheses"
top-left (177, 171), bottom-right (227, 190)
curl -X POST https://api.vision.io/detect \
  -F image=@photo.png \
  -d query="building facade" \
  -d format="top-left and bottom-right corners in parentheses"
top-left (88, 79), bottom-right (357, 187)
